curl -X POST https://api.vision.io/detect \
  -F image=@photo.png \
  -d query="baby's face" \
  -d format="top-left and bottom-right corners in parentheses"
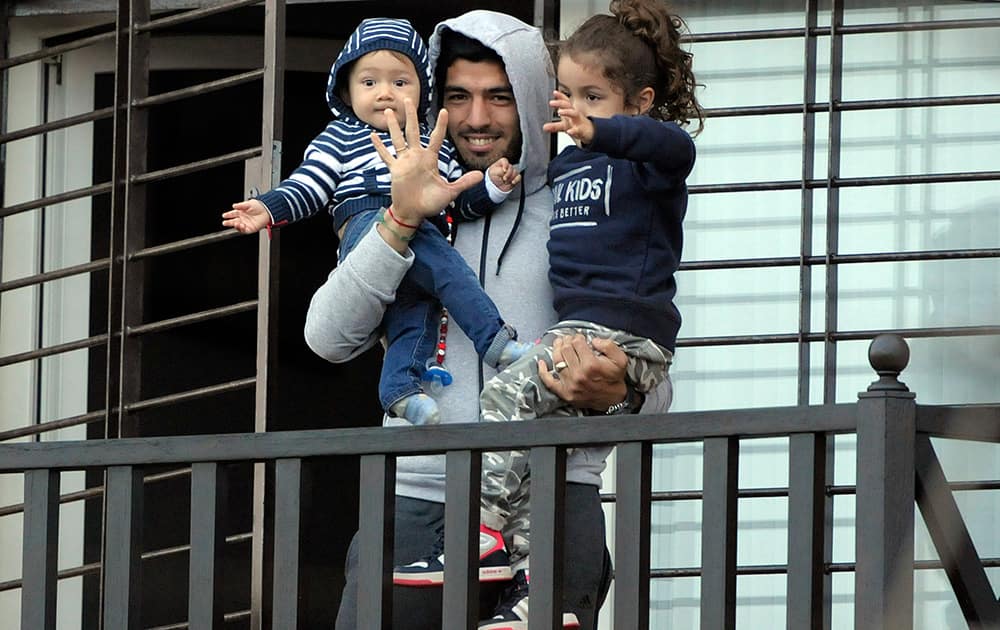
top-left (343, 50), bottom-right (422, 131)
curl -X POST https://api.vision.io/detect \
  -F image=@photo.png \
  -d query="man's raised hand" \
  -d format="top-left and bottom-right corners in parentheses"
top-left (370, 97), bottom-right (484, 226)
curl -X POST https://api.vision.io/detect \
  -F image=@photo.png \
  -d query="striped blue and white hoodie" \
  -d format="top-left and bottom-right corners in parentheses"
top-left (256, 18), bottom-right (497, 232)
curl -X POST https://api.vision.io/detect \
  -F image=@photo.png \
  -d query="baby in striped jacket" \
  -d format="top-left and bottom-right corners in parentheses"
top-left (222, 18), bottom-right (529, 425)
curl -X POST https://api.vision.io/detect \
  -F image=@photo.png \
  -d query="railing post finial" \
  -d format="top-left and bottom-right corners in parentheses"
top-left (867, 333), bottom-right (910, 392)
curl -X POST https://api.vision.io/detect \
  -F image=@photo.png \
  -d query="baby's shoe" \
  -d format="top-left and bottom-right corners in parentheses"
top-left (483, 324), bottom-right (532, 370)
top-left (497, 339), bottom-right (533, 369)
top-left (390, 393), bottom-right (440, 426)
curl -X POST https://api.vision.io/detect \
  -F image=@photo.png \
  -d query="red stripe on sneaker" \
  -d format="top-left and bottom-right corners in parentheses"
top-left (392, 576), bottom-right (444, 586)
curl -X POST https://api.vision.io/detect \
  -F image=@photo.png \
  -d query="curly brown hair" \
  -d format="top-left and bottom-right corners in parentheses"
top-left (559, 0), bottom-right (704, 134)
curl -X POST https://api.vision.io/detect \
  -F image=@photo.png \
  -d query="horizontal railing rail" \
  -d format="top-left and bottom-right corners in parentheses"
top-left (0, 404), bottom-right (858, 471)
top-left (916, 404), bottom-right (1000, 442)
top-left (0, 376), bottom-right (256, 441)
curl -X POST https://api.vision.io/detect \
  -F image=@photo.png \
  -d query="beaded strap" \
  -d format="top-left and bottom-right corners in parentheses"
top-left (433, 212), bottom-right (455, 369)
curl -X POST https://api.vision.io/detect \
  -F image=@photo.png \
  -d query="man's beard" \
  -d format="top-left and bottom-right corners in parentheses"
top-left (456, 129), bottom-right (524, 172)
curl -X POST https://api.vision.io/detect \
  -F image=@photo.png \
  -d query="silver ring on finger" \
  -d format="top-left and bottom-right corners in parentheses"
top-left (553, 361), bottom-right (569, 374)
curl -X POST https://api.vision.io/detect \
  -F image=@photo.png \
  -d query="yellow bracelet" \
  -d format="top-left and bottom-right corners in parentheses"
top-left (378, 209), bottom-right (416, 242)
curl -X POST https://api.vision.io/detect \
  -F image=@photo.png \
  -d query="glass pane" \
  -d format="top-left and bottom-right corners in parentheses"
top-left (838, 182), bottom-right (1000, 255)
top-left (650, 576), bottom-right (700, 628)
top-left (830, 493), bottom-right (857, 564)
top-left (903, 335), bottom-right (1000, 404)
top-left (693, 113), bottom-right (805, 185)
top-left (686, 190), bottom-right (805, 261)
top-left (832, 434), bottom-right (858, 486)
top-left (843, 29), bottom-right (1000, 101)
top-left (838, 259), bottom-right (999, 331)
top-left (736, 574), bottom-right (787, 628)
top-left (0, 481), bottom-right (25, 584)
top-left (737, 496), bottom-right (788, 566)
top-left (829, 571), bottom-right (855, 628)
top-left (653, 442), bottom-right (702, 492)
top-left (689, 38), bottom-right (805, 109)
top-left (678, 267), bottom-right (802, 338)
top-left (913, 568), bottom-right (967, 630)
top-left (844, 0), bottom-right (1000, 25)
top-left (740, 437), bottom-right (790, 489)
top-left (679, 0), bottom-right (811, 32)
top-left (651, 498), bottom-right (701, 569)
top-left (840, 104), bottom-right (1000, 179)
top-left (834, 338), bottom-right (879, 402)
top-left (673, 343), bottom-right (803, 410)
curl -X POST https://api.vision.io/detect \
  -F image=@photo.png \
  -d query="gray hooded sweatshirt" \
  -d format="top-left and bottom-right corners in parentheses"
top-left (303, 11), bottom-right (668, 503)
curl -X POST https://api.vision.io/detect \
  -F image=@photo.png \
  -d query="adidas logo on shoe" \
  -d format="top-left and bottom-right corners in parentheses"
top-left (393, 524), bottom-right (513, 586)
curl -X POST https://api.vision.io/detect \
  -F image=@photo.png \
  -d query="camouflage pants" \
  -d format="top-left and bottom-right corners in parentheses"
top-left (479, 320), bottom-right (672, 566)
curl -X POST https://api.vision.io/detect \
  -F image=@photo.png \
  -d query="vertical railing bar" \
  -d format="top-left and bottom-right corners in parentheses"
top-left (535, 0), bottom-right (560, 157)
top-left (188, 462), bottom-right (227, 629)
top-left (117, 0), bottom-right (151, 440)
top-left (105, 0), bottom-right (131, 440)
top-left (820, 17), bottom-right (846, 627)
top-left (914, 434), bottom-right (1000, 626)
top-left (357, 454), bottom-right (394, 630)
top-left (0, 0), bottom-right (7, 285)
top-left (701, 437), bottom-right (738, 630)
top-left (272, 458), bottom-right (305, 628)
top-left (250, 1), bottom-right (285, 628)
top-left (443, 450), bottom-right (480, 629)
top-left (614, 442), bottom-right (652, 630)
top-left (787, 432), bottom-right (826, 629)
top-left (34, 52), bottom-right (53, 440)
top-left (97, 0), bottom-right (136, 621)
top-left (21, 469), bottom-right (60, 630)
top-left (103, 466), bottom-right (144, 630)
top-left (797, 0), bottom-right (819, 406)
top-left (533, 0), bottom-right (560, 37)
top-left (823, 0), bottom-right (845, 404)
top-left (528, 446), bottom-right (566, 630)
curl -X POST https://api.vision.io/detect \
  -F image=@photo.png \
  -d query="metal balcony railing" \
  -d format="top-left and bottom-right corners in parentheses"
top-left (2, 334), bottom-right (999, 629)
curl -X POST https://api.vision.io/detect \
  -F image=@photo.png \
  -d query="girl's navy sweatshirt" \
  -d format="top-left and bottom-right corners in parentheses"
top-left (546, 114), bottom-right (695, 352)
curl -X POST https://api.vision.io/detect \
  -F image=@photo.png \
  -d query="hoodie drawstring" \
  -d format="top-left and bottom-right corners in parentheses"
top-left (495, 184), bottom-right (526, 275)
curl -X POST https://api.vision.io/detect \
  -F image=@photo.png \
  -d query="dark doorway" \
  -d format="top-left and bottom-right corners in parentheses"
top-left (85, 66), bottom-right (383, 628)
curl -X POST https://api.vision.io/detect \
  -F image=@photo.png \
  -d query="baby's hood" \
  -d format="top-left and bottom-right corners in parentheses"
top-left (326, 17), bottom-right (432, 122)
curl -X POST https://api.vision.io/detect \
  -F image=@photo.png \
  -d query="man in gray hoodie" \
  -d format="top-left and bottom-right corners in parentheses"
top-left (305, 10), bottom-right (670, 629)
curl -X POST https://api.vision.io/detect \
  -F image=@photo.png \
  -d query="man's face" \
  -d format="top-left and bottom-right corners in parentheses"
top-left (441, 59), bottom-right (522, 170)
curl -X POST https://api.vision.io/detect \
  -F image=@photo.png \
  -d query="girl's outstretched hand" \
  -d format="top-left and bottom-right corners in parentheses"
top-left (542, 90), bottom-right (595, 147)
top-left (370, 97), bottom-right (484, 226)
top-left (222, 199), bottom-right (271, 234)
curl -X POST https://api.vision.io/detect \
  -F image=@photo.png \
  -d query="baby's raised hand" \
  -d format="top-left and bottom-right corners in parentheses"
top-left (542, 90), bottom-right (595, 147)
top-left (488, 157), bottom-right (521, 192)
top-left (222, 199), bottom-right (271, 234)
